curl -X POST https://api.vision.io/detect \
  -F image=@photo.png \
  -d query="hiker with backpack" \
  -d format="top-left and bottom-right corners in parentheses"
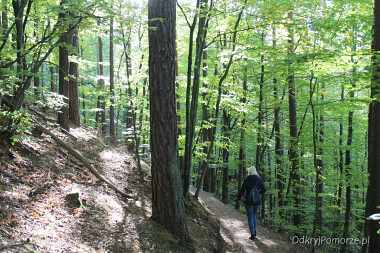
top-left (236, 166), bottom-right (266, 241)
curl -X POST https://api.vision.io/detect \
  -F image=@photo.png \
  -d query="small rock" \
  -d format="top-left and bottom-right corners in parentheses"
top-left (65, 192), bottom-right (81, 207)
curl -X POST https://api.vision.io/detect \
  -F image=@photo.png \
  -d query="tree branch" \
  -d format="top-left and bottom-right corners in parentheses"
top-left (32, 119), bottom-right (132, 198)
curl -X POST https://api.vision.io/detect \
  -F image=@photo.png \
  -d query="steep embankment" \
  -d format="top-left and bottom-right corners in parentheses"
top-left (0, 106), bottom-right (222, 253)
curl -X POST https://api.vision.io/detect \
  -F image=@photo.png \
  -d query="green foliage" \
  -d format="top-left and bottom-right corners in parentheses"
top-left (0, 109), bottom-right (34, 145)
top-left (0, 0), bottom-right (375, 250)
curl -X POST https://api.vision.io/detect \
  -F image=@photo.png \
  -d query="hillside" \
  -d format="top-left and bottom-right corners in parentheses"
top-left (0, 106), bottom-right (223, 253)
top-left (0, 106), bottom-right (313, 253)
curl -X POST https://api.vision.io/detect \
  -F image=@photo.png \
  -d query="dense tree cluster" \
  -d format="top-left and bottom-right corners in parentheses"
top-left (0, 0), bottom-right (379, 251)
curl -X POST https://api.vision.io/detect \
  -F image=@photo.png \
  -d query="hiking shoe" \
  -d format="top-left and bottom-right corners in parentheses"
top-left (249, 236), bottom-right (256, 241)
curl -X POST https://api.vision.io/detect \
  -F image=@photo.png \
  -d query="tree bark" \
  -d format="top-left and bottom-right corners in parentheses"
top-left (221, 110), bottom-right (230, 204)
top-left (272, 25), bottom-right (285, 219)
top-left (364, 0), bottom-right (380, 251)
top-left (11, 0), bottom-right (28, 108)
top-left (316, 82), bottom-right (325, 232)
top-left (0, 0), bottom-right (8, 80)
top-left (311, 77), bottom-right (324, 253)
top-left (201, 42), bottom-right (212, 192)
top-left (109, 12), bottom-right (115, 137)
top-left (341, 33), bottom-right (357, 253)
top-left (235, 60), bottom-right (247, 210)
top-left (96, 19), bottom-right (106, 134)
top-left (58, 0), bottom-right (69, 131)
top-left (341, 91), bottom-right (354, 253)
top-left (33, 18), bottom-right (40, 98)
top-left (287, 11), bottom-right (302, 227)
top-left (69, 29), bottom-right (80, 127)
top-left (256, 31), bottom-right (266, 220)
top-left (148, 0), bottom-right (189, 240)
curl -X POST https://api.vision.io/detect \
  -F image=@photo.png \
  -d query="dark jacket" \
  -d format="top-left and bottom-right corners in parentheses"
top-left (237, 175), bottom-right (266, 205)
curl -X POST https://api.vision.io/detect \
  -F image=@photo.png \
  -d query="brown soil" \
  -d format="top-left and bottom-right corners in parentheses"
top-left (0, 107), bottom-right (222, 253)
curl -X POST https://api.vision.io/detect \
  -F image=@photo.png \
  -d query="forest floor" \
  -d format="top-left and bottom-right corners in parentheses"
top-left (0, 106), bottom-right (306, 253)
top-left (190, 187), bottom-right (307, 253)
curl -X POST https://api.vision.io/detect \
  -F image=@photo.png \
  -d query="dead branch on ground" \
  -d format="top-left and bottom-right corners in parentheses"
top-left (32, 119), bottom-right (132, 198)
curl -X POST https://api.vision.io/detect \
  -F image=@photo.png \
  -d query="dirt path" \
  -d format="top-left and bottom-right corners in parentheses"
top-left (190, 187), bottom-right (303, 253)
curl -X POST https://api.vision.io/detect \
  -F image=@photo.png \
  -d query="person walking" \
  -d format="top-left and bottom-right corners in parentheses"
top-left (236, 166), bottom-right (266, 241)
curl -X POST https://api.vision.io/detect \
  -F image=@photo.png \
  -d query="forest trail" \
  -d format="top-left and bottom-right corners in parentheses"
top-left (190, 187), bottom-right (303, 253)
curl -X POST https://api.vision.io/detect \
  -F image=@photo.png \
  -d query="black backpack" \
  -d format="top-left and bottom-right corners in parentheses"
top-left (246, 179), bottom-right (261, 205)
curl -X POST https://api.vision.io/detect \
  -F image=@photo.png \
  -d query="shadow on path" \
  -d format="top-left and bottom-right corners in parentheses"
top-left (190, 187), bottom-right (302, 253)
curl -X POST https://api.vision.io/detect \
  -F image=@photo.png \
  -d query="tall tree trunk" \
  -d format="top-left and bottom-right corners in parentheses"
top-left (256, 31), bottom-right (266, 220)
top-left (235, 61), bottom-right (247, 210)
top-left (50, 64), bottom-right (55, 92)
top-left (272, 26), bottom-right (285, 220)
top-left (195, 0), bottom-right (247, 199)
top-left (337, 86), bottom-right (344, 212)
top-left (48, 21), bottom-right (55, 93)
top-left (148, 0), bottom-right (189, 241)
top-left (33, 18), bottom-right (40, 98)
top-left (0, 0), bottom-right (8, 80)
top-left (58, 0), bottom-right (69, 131)
top-left (221, 110), bottom-right (230, 204)
top-left (256, 31), bottom-right (265, 172)
top-left (340, 91), bottom-right (354, 253)
top-left (364, 1), bottom-right (380, 251)
top-left (183, 0), bottom-right (210, 198)
top-left (82, 93), bottom-right (86, 124)
top-left (109, 12), bottom-right (115, 137)
top-left (127, 40), bottom-right (133, 131)
top-left (311, 77), bottom-right (324, 253)
top-left (202, 42), bottom-right (212, 192)
top-left (182, 0), bottom-right (199, 196)
top-left (316, 82), bottom-right (325, 232)
top-left (274, 76), bottom-right (285, 218)
top-left (11, 0), bottom-right (27, 110)
top-left (332, 86), bottom-right (344, 240)
top-left (287, 11), bottom-right (302, 228)
top-left (341, 33), bottom-right (357, 253)
top-left (96, 19), bottom-right (106, 134)
top-left (175, 49), bottom-right (184, 180)
top-left (121, 27), bottom-right (133, 133)
top-left (69, 29), bottom-right (80, 127)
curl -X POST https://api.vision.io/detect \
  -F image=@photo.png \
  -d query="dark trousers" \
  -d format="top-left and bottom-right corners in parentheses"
top-left (245, 204), bottom-right (259, 236)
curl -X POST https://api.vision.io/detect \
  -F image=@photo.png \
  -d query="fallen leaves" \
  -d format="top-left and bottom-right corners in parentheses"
top-left (0, 121), bottom-right (152, 253)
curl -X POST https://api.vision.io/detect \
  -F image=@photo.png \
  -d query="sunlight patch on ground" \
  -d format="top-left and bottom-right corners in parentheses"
top-left (70, 127), bottom-right (97, 141)
top-left (100, 150), bottom-right (125, 167)
top-left (95, 193), bottom-right (123, 225)
top-left (100, 150), bottom-right (118, 161)
top-left (135, 199), bottom-right (152, 216)
top-left (220, 217), bottom-right (246, 236)
top-left (258, 237), bottom-right (279, 247)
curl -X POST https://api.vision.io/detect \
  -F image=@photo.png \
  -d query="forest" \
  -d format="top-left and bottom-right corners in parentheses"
top-left (0, 0), bottom-right (380, 252)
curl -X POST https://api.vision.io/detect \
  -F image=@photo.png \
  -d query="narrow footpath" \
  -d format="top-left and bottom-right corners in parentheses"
top-left (190, 187), bottom-right (304, 253)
